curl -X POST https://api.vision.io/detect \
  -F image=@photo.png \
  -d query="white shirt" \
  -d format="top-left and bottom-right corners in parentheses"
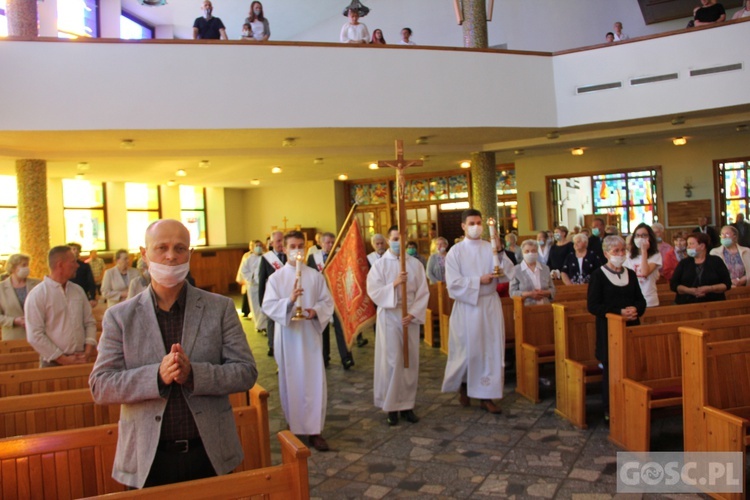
top-left (24, 276), bottom-right (97, 362)
top-left (624, 251), bottom-right (662, 307)
top-left (399, 40), bottom-right (416, 45)
top-left (340, 22), bottom-right (370, 43)
top-left (614, 32), bottom-right (629, 41)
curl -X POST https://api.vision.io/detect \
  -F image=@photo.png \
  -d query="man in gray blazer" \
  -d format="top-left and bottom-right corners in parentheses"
top-left (90, 219), bottom-right (257, 489)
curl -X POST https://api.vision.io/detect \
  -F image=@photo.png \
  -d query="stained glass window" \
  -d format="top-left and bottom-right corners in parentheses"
top-left (350, 182), bottom-right (388, 206)
top-left (448, 175), bottom-right (469, 199)
top-left (179, 185), bottom-right (207, 246)
top-left (62, 179), bottom-right (107, 251)
top-left (497, 170), bottom-right (517, 195)
top-left (717, 160), bottom-right (750, 224)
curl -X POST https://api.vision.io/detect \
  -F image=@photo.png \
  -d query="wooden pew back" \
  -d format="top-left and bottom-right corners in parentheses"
top-left (706, 338), bottom-right (750, 410)
top-left (0, 388), bottom-right (121, 438)
top-left (0, 351), bottom-right (40, 372)
top-left (0, 340), bottom-right (34, 354)
top-left (0, 363), bottom-right (93, 397)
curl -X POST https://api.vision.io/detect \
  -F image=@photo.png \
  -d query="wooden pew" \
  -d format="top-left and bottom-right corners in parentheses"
top-left (608, 302), bottom-right (750, 452)
top-left (0, 363), bottom-right (93, 397)
top-left (0, 339), bottom-right (34, 354)
top-left (554, 297), bottom-right (750, 432)
top-left (0, 404), bottom-right (301, 500)
top-left (681, 328), bottom-right (750, 500)
top-left (513, 297), bottom-right (590, 403)
top-left (228, 384), bottom-right (272, 469)
top-left (93, 431), bottom-right (311, 499)
top-left (0, 388), bottom-right (121, 438)
top-left (0, 351), bottom-right (40, 372)
top-left (680, 319), bottom-right (750, 452)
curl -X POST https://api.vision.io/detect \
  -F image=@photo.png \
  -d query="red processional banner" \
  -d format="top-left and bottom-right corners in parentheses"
top-left (323, 218), bottom-right (376, 349)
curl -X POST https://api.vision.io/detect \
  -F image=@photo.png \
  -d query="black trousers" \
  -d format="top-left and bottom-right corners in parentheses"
top-left (143, 441), bottom-right (216, 488)
top-left (323, 314), bottom-right (352, 365)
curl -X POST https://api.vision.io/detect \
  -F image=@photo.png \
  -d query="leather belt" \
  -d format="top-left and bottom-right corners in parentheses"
top-left (157, 438), bottom-right (202, 453)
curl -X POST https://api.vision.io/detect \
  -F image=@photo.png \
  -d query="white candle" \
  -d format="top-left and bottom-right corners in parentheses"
top-left (488, 218), bottom-right (497, 251)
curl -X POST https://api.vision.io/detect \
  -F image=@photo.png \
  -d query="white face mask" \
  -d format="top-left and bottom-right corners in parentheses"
top-left (147, 260), bottom-right (190, 288)
top-left (523, 253), bottom-right (538, 264)
top-left (608, 255), bottom-right (626, 267)
top-left (467, 225), bottom-right (482, 239)
top-left (242, 30), bottom-right (251, 36)
top-left (16, 266), bottom-right (30, 279)
top-left (438, 246), bottom-right (447, 254)
top-left (633, 237), bottom-right (646, 249)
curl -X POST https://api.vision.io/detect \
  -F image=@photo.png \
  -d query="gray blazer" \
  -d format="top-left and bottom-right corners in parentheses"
top-left (510, 262), bottom-right (556, 305)
top-left (0, 277), bottom-right (40, 340)
top-left (89, 283), bottom-right (257, 488)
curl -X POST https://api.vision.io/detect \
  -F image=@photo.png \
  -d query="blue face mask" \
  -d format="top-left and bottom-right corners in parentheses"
top-left (390, 241), bottom-right (400, 254)
top-left (687, 248), bottom-right (698, 258)
top-left (721, 237), bottom-right (733, 247)
top-left (406, 247), bottom-right (417, 256)
top-left (592, 228), bottom-right (600, 237)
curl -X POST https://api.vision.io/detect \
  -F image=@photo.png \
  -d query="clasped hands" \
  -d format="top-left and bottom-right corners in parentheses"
top-left (57, 344), bottom-right (95, 365)
top-left (525, 289), bottom-right (547, 301)
top-left (159, 343), bottom-right (191, 385)
top-left (620, 306), bottom-right (639, 321)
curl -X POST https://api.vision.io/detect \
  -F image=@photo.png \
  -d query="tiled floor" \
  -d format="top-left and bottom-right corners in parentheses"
top-left (238, 309), bottom-right (719, 499)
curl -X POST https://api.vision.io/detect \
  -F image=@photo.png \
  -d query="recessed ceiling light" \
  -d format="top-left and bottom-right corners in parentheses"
top-left (314, 158), bottom-right (324, 165)
top-left (415, 136), bottom-right (429, 145)
top-left (673, 137), bottom-right (687, 146)
top-left (547, 131), bottom-right (559, 140)
top-left (75, 173), bottom-right (85, 180)
top-left (166, 180), bottom-right (176, 187)
top-left (368, 163), bottom-right (379, 170)
top-left (176, 169), bottom-right (187, 177)
top-left (250, 179), bottom-right (260, 186)
top-left (198, 160), bottom-right (210, 169)
top-left (671, 116), bottom-right (686, 126)
top-left (282, 137), bottom-right (296, 147)
top-left (120, 139), bottom-right (134, 150)
top-left (614, 138), bottom-right (626, 145)
top-left (571, 147), bottom-right (584, 156)
top-left (460, 161), bottom-right (471, 169)
top-left (271, 166), bottom-right (282, 174)
top-left (420, 155), bottom-right (430, 162)
top-left (737, 125), bottom-right (748, 133)
top-left (77, 162), bottom-right (90, 171)
top-left (514, 149), bottom-right (524, 156)
top-left (338, 174), bottom-right (349, 181)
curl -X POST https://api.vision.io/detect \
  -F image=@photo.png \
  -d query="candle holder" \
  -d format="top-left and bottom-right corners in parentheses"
top-left (291, 252), bottom-right (308, 321)
top-left (487, 217), bottom-right (503, 277)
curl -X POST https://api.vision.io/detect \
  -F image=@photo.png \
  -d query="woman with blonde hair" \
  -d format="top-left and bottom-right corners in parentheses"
top-left (0, 254), bottom-right (41, 340)
top-left (710, 225), bottom-right (750, 287)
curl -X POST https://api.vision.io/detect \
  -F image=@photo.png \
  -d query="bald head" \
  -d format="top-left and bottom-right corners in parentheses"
top-left (145, 219), bottom-right (191, 248)
top-left (270, 230), bottom-right (284, 253)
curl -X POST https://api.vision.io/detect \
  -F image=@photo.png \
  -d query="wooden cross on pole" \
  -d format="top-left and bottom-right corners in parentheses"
top-left (281, 216), bottom-right (289, 232)
top-left (378, 140), bottom-right (423, 368)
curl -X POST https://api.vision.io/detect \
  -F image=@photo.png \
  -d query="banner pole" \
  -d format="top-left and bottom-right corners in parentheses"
top-left (322, 202), bottom-right (359, 271)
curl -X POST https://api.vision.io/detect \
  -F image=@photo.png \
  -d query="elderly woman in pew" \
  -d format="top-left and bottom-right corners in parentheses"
top-left (560, 233), bottom-right (601, 285)
top-left (587, 235), bottom-right (646, 420)
top-left (510, 240), bottom-right (556, 305)
top-left (671, 232), bottom-right (732, 304)
top-left (426, 237), bottom-right (448, 284)
top-left (0, 254), bottom-right (41, 340)
top-left (709, 225), bottom-right (750, 288)
top-left (548, 225), bottom-right (574, 277)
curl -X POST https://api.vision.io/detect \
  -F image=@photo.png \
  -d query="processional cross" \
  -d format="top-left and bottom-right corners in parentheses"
top-left (378, 140), bottom-right (422, 368)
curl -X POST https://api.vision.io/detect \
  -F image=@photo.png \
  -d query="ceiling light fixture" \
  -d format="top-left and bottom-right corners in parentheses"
top-left (571, 147), bottom-right (584, 156)
top-left (673, 137), bottom-right (687, 146)
top-left (75, 173), bottom-right (85, 180)
top-left (368, 163), bottom-right (379, 170)
top-left (271, 166), bottom-right (282, 174)
top-left (120, 139), bottom-right (135, 150)
top-left (514, 149), bottom-right (524, 156)
top-left (77, 162), bottom-right (90, 171)
top-left (282, 137), bottom-right (296, 147)
top-left (737, 125), bottom-right (748, 133)
top-left (614, 138), bottom-right (626, 145)
top-left (166, 180), bottom-right (176, 187)
top-left (176, 169), bottom-right (187, 177)
top-left (338, 174), bottom-right (349, 181)
top-left (415, 136), bottom-right (429, 145)
top-left (547, 131), bottom-right (559, 140)
top-left (314, 158), bottom-right (324, 165)
top-left (420, 155), bottom-right (430, 162)
top-left (460, 161), bottom-right (471, 169)
top-left (198, 160), bottom-right (210, 169)
top-left (250, 179), bottom-right (260, 186)
top-left (671, 116), bottom-right (686, 126)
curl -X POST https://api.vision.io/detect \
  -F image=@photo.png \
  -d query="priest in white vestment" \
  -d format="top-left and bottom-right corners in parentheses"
top-left (367, 225), bottom-right (429, 426)
top-left (263, 231), bottom-right (334, 452)
top-left (441, 209), bottom-right (513, 414)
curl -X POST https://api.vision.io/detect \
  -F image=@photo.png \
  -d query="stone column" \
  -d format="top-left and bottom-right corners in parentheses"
top-left (6, 0), bottom-right (39, 37)
top-left (16, 160), bottom-right (50, 280)
top-left (470, 152), bottom-right (497, 237)
top-left (461, 0), bottom-right (488, 49)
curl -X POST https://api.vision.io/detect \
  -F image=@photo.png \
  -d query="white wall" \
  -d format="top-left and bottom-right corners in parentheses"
top-left (205, 186), bottom-right (226, 246)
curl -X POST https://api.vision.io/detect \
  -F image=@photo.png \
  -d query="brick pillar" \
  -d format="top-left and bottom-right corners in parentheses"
top-left (16, 160), bottom-right (50, 279)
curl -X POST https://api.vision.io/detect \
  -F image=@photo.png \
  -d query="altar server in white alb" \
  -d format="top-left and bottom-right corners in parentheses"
top-left (367, 225), bottom-right (429, 426)
top-left (441, 208), bottom-right (513, 414)
top-left (262, 231), bottom-right (334, 452)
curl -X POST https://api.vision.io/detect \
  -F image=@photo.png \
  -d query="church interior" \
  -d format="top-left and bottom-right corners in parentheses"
top-left (1, 0), bottom-right (749, 497)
